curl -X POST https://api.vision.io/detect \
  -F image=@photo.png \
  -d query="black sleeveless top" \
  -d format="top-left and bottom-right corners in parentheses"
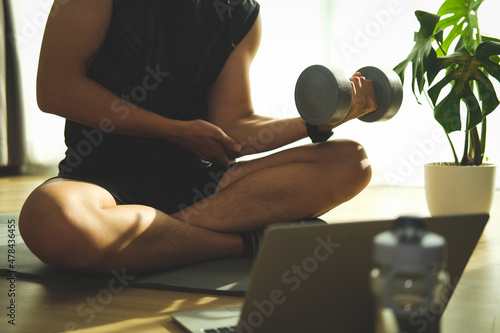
top-left (56, 0), bottom-right (260, 212)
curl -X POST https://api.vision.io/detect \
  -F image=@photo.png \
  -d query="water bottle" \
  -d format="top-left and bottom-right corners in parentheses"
top-left (371, 217), bottom-right (449, 333)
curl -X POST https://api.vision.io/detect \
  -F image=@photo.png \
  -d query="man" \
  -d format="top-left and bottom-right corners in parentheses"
top-left (19, 0), bottom-right (375, 273)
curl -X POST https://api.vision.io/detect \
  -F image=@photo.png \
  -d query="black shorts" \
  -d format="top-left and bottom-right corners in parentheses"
top-left (50, 162), bottom-right (235, 214)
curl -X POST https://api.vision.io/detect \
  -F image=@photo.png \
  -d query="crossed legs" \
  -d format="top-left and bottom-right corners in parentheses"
top-left (174, 140), bottom-right (372, 231)
top-left (19, 140), bottom-right (371, 273)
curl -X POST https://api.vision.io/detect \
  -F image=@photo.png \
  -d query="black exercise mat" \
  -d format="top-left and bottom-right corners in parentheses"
top-left (0, 215), bottom-right (252, 297)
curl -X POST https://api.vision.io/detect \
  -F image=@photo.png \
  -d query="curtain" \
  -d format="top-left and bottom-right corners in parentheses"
top-left (0, 0), bottom-right (25, 169)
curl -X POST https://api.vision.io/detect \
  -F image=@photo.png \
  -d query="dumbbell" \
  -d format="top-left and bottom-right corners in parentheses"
top-left (295, 65), bottom-right (403, 126)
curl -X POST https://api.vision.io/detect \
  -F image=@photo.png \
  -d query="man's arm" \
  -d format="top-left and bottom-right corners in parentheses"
top-left (208, 14), bottom-right (378, 157)
top-left (37, 0), bottom-right (240, 165)
top-left (207, 15), bottom-right (307, 157)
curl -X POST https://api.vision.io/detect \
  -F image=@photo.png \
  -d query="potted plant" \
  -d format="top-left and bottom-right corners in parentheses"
top-left (394, 0), bottom-right (499, 216)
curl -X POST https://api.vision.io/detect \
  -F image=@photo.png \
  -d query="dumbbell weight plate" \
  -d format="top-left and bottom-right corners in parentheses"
top-left (357, 66), bottom-right (403, 123)
top-left (295, 65), bottom-right (353, 126)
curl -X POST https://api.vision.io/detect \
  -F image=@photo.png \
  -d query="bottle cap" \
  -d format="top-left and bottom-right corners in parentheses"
top-left (374, 217), bottom-right (446, 272)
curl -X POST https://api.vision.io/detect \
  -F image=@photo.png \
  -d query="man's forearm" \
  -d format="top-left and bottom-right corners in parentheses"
top-left (38, 74), bottom-right (187, 143)
top-left (223, 115), bottom-right (309, 156)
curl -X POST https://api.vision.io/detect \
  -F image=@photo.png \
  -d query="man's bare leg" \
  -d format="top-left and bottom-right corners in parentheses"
top-left (19, 139), bottom-right (370, 273)
top-left (19, 179), bottom-right (244, 273)
top-left (173, 140), bottom-right (372, 232)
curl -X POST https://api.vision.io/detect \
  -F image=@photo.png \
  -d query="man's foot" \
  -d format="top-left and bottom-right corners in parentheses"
top-left (240, 217), bottom-right (328, 257)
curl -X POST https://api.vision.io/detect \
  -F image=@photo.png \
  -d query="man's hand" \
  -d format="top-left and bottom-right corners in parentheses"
top-left (348, 72), bottom-right (378, 120)
top-left (317, 72), bottom-right (378, 132)
top-left (174, 120), bottom-right (242, 166)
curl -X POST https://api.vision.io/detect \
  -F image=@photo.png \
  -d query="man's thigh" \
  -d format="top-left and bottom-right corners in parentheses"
top-left (19, 178), bottom-right (120, 264)
top-left (216, 139), bottom-right (362, 192)
top-left (20, 177), bottom-right (120, 236)
top-left (35, 177), bottom-right (120, 211)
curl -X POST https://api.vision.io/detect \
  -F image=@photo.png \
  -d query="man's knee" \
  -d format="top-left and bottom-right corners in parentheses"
top-left (19, 183), bottom-right (103, 270)
top-left (317, 139), bottom-right (372, 190)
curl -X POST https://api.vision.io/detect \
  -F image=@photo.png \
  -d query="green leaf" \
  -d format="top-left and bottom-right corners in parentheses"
top-left (482, 35), bottom-right (500, 44)
top-left (427, 41), bottom-right (500, 133)
top-left (436, 0), bottom-right (485, 54)
top-left (488, 54), bottom-right (500, 65)
top-left (479, 38), bottom-right (500, 62)
top-left (431, 83), bottom-right (462, 133)
top-left (476, 70), bottom-right (499, 117)
top-left (475, 41), bottom-right (500, 115)
top-left (393, 11), bottom-right (441, 100)
top-left (475, 41), bottom-right (500, 81)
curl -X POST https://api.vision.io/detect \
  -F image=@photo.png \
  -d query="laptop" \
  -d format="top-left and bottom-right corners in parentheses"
top-left (172, 214), bottom-right (489, 333)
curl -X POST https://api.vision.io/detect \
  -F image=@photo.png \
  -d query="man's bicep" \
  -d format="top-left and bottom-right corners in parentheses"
top-left (38, 0), bottom-right (113, 83)
top-left (207, 14), bottom-right (262, 128)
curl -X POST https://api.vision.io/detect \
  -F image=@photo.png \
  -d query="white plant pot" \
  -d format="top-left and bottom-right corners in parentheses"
top-left (424, 163), bottom-right (497, 216)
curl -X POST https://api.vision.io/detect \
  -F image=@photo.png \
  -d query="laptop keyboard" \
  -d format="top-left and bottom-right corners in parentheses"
top-left (202, 327), bottom-right (236, 333)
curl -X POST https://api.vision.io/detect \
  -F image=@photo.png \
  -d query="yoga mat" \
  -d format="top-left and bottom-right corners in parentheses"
top-left (0, 215), bottom-right (252, 297)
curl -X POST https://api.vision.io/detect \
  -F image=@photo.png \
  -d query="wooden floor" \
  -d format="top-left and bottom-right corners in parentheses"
top-left (0, 174), bottom-right (499, 332)
top-left (0, 174), bottom-right (53, 214)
